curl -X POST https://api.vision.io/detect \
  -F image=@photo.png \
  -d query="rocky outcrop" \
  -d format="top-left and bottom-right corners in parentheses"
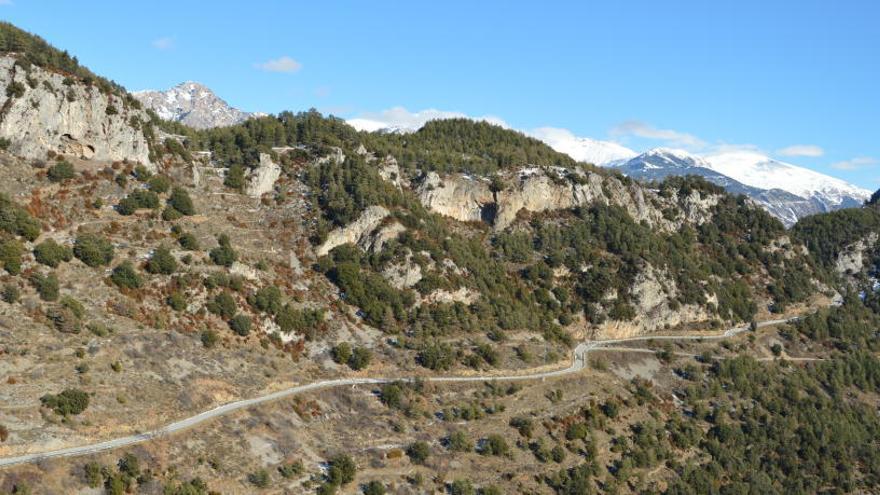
top-left (316, 206), bottom-right (405, 257)
top-left (417, 167), bottom-right (684, 231)
top-left (382, 260), bottom-right (423, 289)
top-left (245, 153), bottom-right (281, 198)
top-left (835, 233), bottom-right (878, 276)
top-left (378, 155), bottom-right (403, 189)
top-left (416, 172), bottom-right (494, 223)
top-left (0, 56), bottom-right (152, 167)
top-left (598, 266), bottom-right (712, 339)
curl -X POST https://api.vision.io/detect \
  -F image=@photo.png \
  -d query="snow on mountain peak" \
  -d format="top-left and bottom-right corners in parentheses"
top-left (528, 127), bottom-right (636, 165)
top-left (133, 82), bottom-right (259, 129)
top-left (704, 150), bottom-right (871, 205)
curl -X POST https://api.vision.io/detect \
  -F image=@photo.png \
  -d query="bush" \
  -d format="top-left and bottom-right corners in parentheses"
top-left (110, 261), bottom-right (142, 289)
top-left (207, 292), bottom-right (237, 319)
top-left (327, 454), bottom-right (356, 486)
top-left (200, 329), bottom-right (218, 348)
top-left (331, 342), bottom-right (351, 364)
top-left (224, 164), bottom-right (246, 190)
top-left (251, 285), bottom-right (282, 314)
top-left (161, 206), bottom-right (182, 221)
top-left (247, 469), bottom-right (270, 488)
top-left (479, 435), bottom-right (509, 456)
top-left (0, 239), bottom-right (23, 275)
top-left (31, 272), bottom-right (59, 301)
top-left (177, 231), bottom-right (200, 251)
top-left (117, 189), bottom-right (159, 215)
top-left (146, 245), bottom-right (177, 274)
top-left (277, 461), bottom-right (303, 479)
top-left (448, 480), bottom-right (475, 495)
top-left (209, 235), bottom-right (237, 267)
top-left (167, 187), bottom-right (195, 216)
top-left (229, 313), bottom-right (252, 336)
top-left (147, 175), bottom-right (171, 193)
top-left (406, 441), bottom-right (430, 465)
top-left (348, 346), bottom-right (372, 371)
top-left (447, 430), bottom-right (472, 452)
top-left (40, 388), bottom-right (89, 416)
top-left (33, 239), bottom-right (72, 267)
top-left (46, 305), bottom-right (80, 333)
top-left (418, 342), bottom-right (454, 370)
top-left (73, 234), bottom-right (114, 267)
top-left (0, 195), bottom-right (40, 241)
top-left (2, 283), bottom-right (19, 303)
top-left (47, 161), bottom-right (75, 182)
top-left (167, 291), bottom-right (186, 311)
top-left (60, 295), bottom-right (85, 319)
top-left (362, 481), bottom-right (386, 495)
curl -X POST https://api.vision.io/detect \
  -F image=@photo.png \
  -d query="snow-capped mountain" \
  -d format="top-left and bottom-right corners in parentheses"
top-left (528, 128), bottom-right (637, 165)
top-left (612, 148), bottom-right (871, 226)
top-left (133, 82), bottom-right (262, 129)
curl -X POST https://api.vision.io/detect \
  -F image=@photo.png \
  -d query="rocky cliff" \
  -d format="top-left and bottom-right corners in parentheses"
top-left (0, 56), bottom-right (152, 166)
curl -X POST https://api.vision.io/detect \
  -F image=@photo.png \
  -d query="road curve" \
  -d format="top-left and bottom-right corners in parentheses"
top-left (0, 316), bottom-right (800, 468)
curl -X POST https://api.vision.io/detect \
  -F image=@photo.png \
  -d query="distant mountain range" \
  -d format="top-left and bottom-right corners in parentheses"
top-left (607, 147), bottom-right (869, 226)
top-left (133, 82), bottom-right (263, 129)
top-left (133, 81), bottom-right (869, 225)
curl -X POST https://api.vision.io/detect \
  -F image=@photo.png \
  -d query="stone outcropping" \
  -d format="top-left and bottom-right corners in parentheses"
top-left (245, 153), bottom-right (282, 198)
top-left (836, 233), bottom-right (879, 276)
top-left (316, 206), bottom-right (405, 257)
top-left (0, 56), bottom-right (152, 166)
top-left (416, 167), bottom-right (700, 231)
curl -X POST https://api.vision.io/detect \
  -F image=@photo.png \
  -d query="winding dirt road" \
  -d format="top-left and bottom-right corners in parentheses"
top-left (0, 317), bottom-right (798, 468)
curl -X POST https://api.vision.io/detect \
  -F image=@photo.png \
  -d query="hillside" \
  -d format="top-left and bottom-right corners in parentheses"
top-left (2, 21), bottom-right (880, 495)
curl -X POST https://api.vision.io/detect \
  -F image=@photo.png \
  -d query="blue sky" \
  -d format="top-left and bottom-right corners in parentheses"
top-left (3, 0), bottom-right (879, 189)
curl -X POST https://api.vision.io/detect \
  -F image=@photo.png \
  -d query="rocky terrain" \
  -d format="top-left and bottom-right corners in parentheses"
top-left (2, 21), bottom-right (880, 495)
top-left (133, 82), bottom-right (261, 129)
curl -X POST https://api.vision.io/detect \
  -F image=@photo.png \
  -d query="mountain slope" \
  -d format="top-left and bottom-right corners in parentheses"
top-left (612, 148), bottom-right (869, 226)
top-left (133, 82), bottom-right (260, 129)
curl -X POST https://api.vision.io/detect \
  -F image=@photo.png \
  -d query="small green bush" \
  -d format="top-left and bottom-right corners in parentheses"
top-left (177, 231), bottom-right (200, 251)
top-left (2, 283), bottom-right (19, 303)
top-left (209, 238), bottom-right (237, 267)
top-left (147, 175), bottom-right (172, 193)
top-left (201, 329), bottom-right (218, 348)
top-left (167, 291), bottom-right (186, 311)
top-left (331, 342), bottom-right (351, 364)
top-left (40, 388), bottom-right (89, 416)
top-left (167, 187), bottom-right (195, 216)
top-left (224, 164), bottom-right (246, 190)
top-left (207, 292), bottom-right (236, 319)
top-left (146, 245), bottom-right (177, 275)
top-left (73, 234), bottom-right (114, 267)
top-left (117, 189), bottom-right (159, 215)
top-left (31, 272), bottom-right (59, 301)
top-left (348, 346), bottom-right (372, 371)
top-left (110, 261), bottom-right (142, 289)
top-left (47, 161), bottom-right (75, 182)
top-left (0, 239), bottom-right (23, 275)
top-left (33, 239), bottom-right (72, 267)
top-left (229, 313), bottom-right (252, 336)
top-left (406, 441), bottom-right (430, 465)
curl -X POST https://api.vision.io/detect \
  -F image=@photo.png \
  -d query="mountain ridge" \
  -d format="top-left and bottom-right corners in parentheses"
top-left (133, 81), bottom-right (263, 129)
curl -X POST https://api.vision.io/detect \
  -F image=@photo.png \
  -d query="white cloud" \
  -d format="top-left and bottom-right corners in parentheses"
top-left (151, 37), bottom-right (174, 50)
top-left (347, 107), bottom-right (508, 132)
top-left (777, 144), bottom-right (824, 157)
top-left (529, 127), bottom-right (636, 164)
top-left (255, 56), bottom-right (302, 73)
top-left (610, 120), bottom-right (706, 149)
top-left (831, 156), bottom-right (878, 171)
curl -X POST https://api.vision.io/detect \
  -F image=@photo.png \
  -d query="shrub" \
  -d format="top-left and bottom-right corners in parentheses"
top-left (167, 291), bottom-right (186, 311)
top-left (74, 234), bottom-right (114, 267)
top-left (207, 292), bottom-right (237, 319)
top-left (224, 164), bottom-right (246, 190)
top-left (47, 161), bottom-right (75, 182)
top-left (275, 305), bottom-right (324, 335)
top-left (5, 81), bottom-right (25, 98)
top-left (177, 231), bottom-right (200, 251)
top-left (209, 235), bottom-right (237, 266)
top-left (147, 175), bottom-right (171, 193)
top-left (251, 285), bottom-right (282, 314)
top-left (33, 239), bottom-right (73, 267)
top-left (146, 246), bottom-right (177, 274)
top-left (448, 480), bottom-right (475, 495)
top-left (229, 313), bottom-right (252, 336)
top-left (0, 195), bottom-right (40, 241)
top-left (40, 388), bottom-right (89, 416)
top-left (278, 461), bottom-right (304, 479)
top-left (167, 187), bottom-right (195, 216)
top-left (348, 346), bottom-right (372, 370)
top-left (247, 469), bottom-right (270, 488)
top-left (331, 342), bottom-right (352, 365)
top-left (479, 435), bottom-right (509, 456)
top-left (406, 441), bottom-right (430, 465)
top-left (31, 272), bottom-right (59, 301)
top-left (418, 342), bottom-right (454, 370)
top-left (447, 430), bottom-right (472, 452)
top-left (60, 295), bottom-right (85, 319)
top-left (362, 481), bottom-right (386, 495)
top-left (47, 305), bottom-right (80, 333)
top-left (200, 329), bottom-right (218, 348)
top-left (327, 454), bottom-right (356, 486)
top-left (0, 239), bottom-right (23, 275)
top-left (132, 165), bottom-right (152, 180)
top-left (117, 189), bottom-right (159, 215)
top-left (2, 283), bottom-right (19, 303)
top-left (110, 261), bottom-right (142, 289)
top-left (161, 206), bottom-right (182, 221)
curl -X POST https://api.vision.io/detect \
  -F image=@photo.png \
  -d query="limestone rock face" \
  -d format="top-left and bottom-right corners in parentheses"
top-left (0, 56), bottom-right (152, 167)
top-left (836, 232), bottom-right (879, 276)
top-left (416, 172), bottom-right (494, 223)
top-left (245, 153), bottom-right (281, 198)
top-left (317, 206), bottom-right (405, 257)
